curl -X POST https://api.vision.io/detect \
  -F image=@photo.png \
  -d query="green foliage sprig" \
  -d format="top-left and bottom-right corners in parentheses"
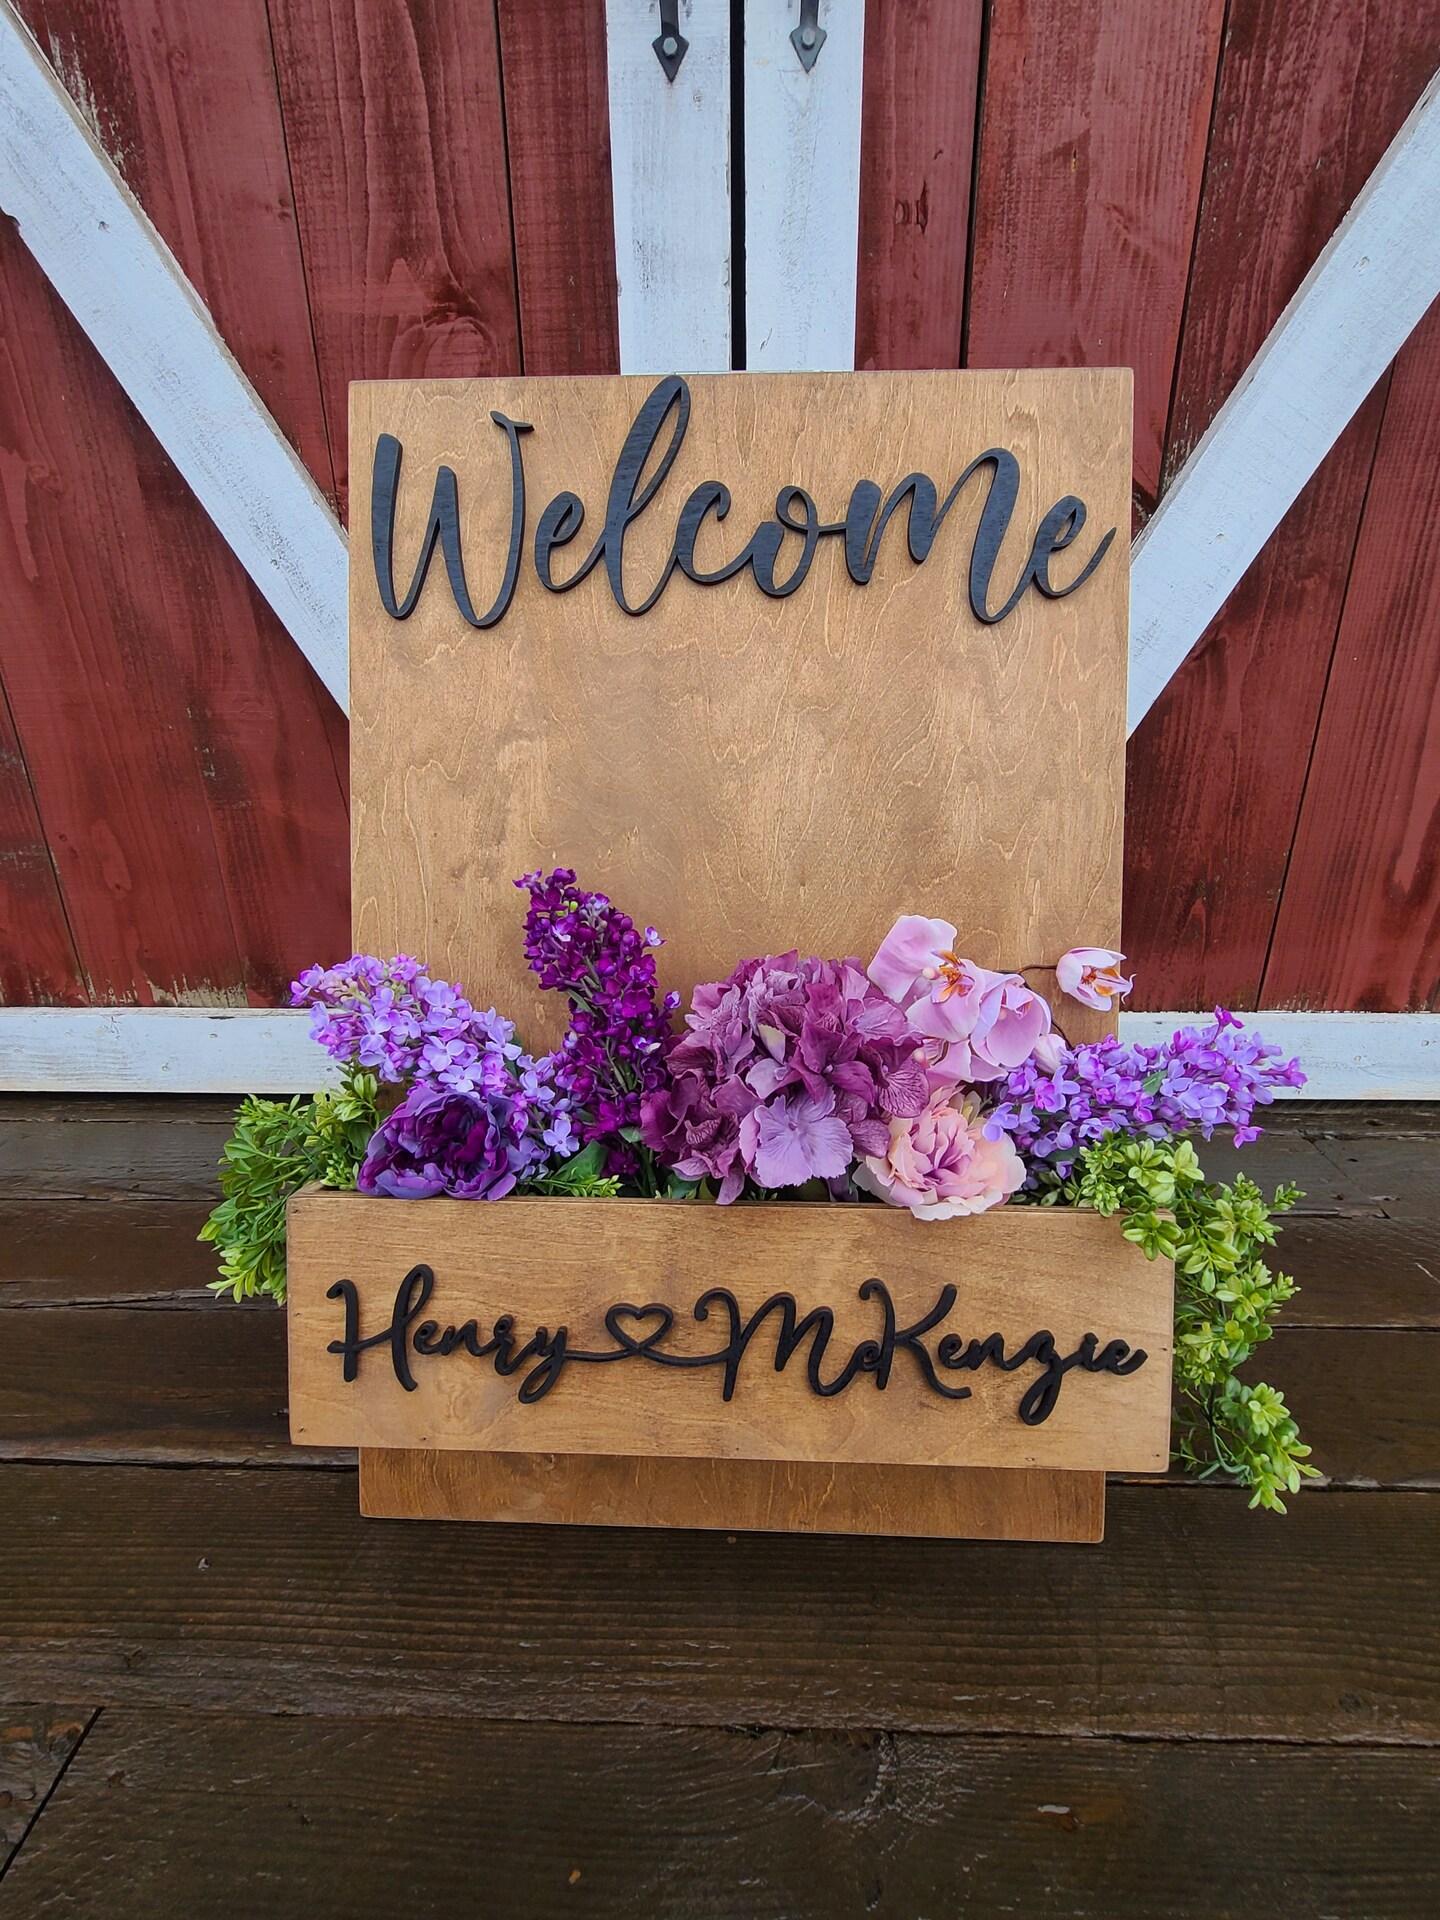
top-left (524, 1138), bottom-right (623, 1199)
top-left (1063, 1132), bottom-right (1316, 1511)
top-left (200, 1068), bottom-right (381, 1304)
top-left (201, 1084), bottom-right (629, 1300)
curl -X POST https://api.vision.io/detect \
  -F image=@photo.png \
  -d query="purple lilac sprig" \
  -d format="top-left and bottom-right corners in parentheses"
top-left (982, 1009), bottom-right (1306, 1182)
top-left (291, 954), bottom-right (576, 1191)
top-left (516, 869), bottom-right (679, 1182)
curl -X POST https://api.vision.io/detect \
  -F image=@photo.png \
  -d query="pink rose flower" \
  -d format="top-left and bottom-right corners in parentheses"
top-left (854, 1091), bottom-right (1026, 1220)
top-left (1056, 946), bottom-right (1134, 1011)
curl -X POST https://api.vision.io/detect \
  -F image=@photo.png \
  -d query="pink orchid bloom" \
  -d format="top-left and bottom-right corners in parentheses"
top-left (1029, 1029), bottom-right (1067, 1074)
top-left (868, 914), bottom-right (1053, 1078)
top-left (1056, 946), bottom-right (1134, 1011)
top-left (968, 971), bottom-right (1053, 1078)
top-left (867, 914), bottom-right (961, 1003)
top-left (868, 915), bottom-right (997, 1042)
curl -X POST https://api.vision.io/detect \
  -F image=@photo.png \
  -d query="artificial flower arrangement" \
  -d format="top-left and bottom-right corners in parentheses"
top-left (204, 868), bottom-right (1312, 1510)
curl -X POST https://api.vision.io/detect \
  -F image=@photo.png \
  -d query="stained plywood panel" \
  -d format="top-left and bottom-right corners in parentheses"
top-left (965, 0), bottom-right (1223, 508)
top-left (349, 369), bottom-right (1131, 1037)
top-left (1125, 0), bottom-right (1440, 1009)
top-left (496, 0), bottom-right (621, 376)
top-left (855, 0), bottom-right (983, 372)
top-left (359, 1448), bottom-right (1105, 1540)
top-left (268, 0), bottom-right (521, 514)
top-left (345, 366), bottom-right (1131, 1538)
top-left (1264, 299), bottom-right (1440, 1011)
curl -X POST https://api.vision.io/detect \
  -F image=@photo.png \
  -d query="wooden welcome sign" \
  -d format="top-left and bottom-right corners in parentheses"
top-left (286, 368), bottom-right (1171, 1542)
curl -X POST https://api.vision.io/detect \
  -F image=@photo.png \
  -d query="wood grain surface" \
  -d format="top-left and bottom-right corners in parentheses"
top-left (0, 1099), bottom-right (1434, 1902)
top-left (1264, 296), bottom-right (1440, 1012)
top-left (0, 1704), bottom-right (92, 1875)
top-left (855, 0), bottom-right (983, 371)
top-left (13, 0), bottom-right (336, 497)
top-left (495, 0), bottom-right (620, 377)
top-left (2, 1309), bottom-right (1429, 1490)
top-left (964, 0), bottom-right (1224, 508)
top-left (1125, 0), bottom-right (1440, 1009)
top-left (0, 0), bottom-right (351, 1008)
top-left (0, 1199), bottom-right (216, 1305)
top-left (0, 220), bottom-right (349, 1008)
top-left (0, 694), bottom-right (81, 1005)
top-left (360, 1449), bottom-right (1104, 1541)
top-left (288, 1195), bottom-right (1172, 1472)
top-left (267, 0), bottom-right (522, 513)
top-left (4, 1712), bottom-right (1436, 1919)
top-left (349, 369), bottom-right (1131, 1038)
top-left (1, 1465), bottom-right (1434, 1739)
top-left (2, 0), bottom-right (1437, 1021)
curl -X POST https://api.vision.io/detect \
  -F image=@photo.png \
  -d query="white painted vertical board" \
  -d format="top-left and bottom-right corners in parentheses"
top-left (1127, 67), bottom-right (1440, 734)
top-left (0, 1), bottom-right (349, 709)
top-left (743, 0), bottom-right (865, 371)
top-left (605, 0), bottom-right (731, 373)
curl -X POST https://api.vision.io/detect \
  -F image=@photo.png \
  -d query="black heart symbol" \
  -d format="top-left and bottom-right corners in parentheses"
top-left (605, 1302), bottom-right (675, 1354)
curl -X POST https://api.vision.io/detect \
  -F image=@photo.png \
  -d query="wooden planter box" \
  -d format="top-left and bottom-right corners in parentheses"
top-left (287, 1192), bottom-right (1174, 1542)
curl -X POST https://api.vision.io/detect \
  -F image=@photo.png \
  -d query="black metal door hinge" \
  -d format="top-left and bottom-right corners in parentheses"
top-left (652, 0), bottom-right (689, 82)
top-left (791, 0), bottom-right (826, 71)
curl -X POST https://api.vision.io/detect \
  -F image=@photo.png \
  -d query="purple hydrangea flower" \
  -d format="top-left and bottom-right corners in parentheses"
top-left (517, 869), bottom-right (678, 1176)
top-left (640, 952), bottom-right (930, 1203)
top-left (982, 1010), bottom-right (1306, 1181)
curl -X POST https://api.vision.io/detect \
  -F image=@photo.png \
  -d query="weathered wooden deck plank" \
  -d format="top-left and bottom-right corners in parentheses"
top-left (4, 1096), bottom-right (1416, 1211)
top-left (0, 1307), bottom-right (346, 1468)
top-left (0, 1308), bottom-right (1428, 1487)
top-left (0, 1100), bottom-right (238, 1200)
top-left (5, 1202), bottom-right (1434, 1326)
top-left (0, 1467), bottom-right (1433, 1739)
top-left (0, 1200), bottom-right (217, 1306)
top-left (2, 1712), bottom-right (1436, 1918)
top-left (1270, 1215), bottom-right (1440, 1328)
top-left (0, 1705), bottom-right (92, 1876)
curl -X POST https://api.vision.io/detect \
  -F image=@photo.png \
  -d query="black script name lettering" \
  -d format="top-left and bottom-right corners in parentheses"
top-left (329, 1270), bottom-right (1147, 1426)
top-left (371, 377), bottom-right (1116, 628)
top-left (326, 1263), bottom-right (434, 1394)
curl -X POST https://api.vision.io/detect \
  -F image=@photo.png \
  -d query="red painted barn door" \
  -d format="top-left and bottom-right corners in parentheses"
top-left (1124, 0), bottom-right (1440, 1013)
top-left (1264, 296), bottom-right (1440, 1012)
top-left (0, 0), bottom-right (618, 1008)
top-left (1, 0), bottom-right (348, 1007)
